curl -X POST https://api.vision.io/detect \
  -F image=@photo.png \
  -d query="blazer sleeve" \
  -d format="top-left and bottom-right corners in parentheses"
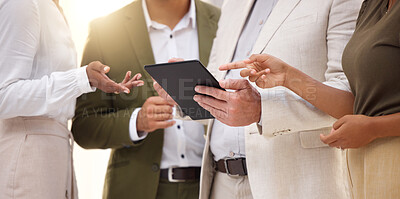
top-left (0, 0), bottom-right (93, 120)
top-left (258, 0), bottom-right (362, 136)
top-left (72, 21), bottom-right (139, 149)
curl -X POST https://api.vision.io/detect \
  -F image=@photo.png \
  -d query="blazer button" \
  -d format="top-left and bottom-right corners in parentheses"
top-left (151, 163), bottom-right (159, 172)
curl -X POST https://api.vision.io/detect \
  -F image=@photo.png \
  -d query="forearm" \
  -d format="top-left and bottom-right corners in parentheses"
top-left (373, 113), bottom-right (400, 138)
top-left (284, 66), bottom-right (354, 119)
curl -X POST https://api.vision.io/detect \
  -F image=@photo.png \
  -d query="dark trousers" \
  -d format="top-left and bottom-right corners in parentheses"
top-left (156, 179), bottom-right (200, 199)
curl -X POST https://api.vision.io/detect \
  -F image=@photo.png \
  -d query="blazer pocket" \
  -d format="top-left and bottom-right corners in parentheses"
top-left (299, 127), bottom-right (331, 149)
top-left (281, 13), bottom-right (318, 31)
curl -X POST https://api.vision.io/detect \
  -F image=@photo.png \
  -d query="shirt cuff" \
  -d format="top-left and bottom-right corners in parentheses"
top-left (129, 108), bottom-right (148, 141)
top-left (76, 66), bottom-right (96, 94)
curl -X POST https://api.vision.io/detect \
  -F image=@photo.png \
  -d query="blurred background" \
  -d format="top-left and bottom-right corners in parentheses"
top-left (60, 0), bottom-right (223, 198)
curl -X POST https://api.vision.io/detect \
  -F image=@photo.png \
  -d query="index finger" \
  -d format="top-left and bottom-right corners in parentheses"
top-left (219, 61), bottom-right (247, 71)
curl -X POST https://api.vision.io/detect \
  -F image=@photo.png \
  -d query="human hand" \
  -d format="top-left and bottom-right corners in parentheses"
top-left (137, 96), bottom-right (176, 132)
top-left (117, 71), bottom-right (144, 94)
top-left (320, 115), bottom-right (379, 149)
top-left (193, 79), bottom-right (261, 126)
top-left (86, 61), bottom-right (130, 93)
top-left (153, 81), bottom-right (177, 105)
top-left (219, 54), bottom-right (290, 89)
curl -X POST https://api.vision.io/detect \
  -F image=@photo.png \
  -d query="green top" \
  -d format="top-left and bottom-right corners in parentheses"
top-left (343, 0), bottom-right (400, 116)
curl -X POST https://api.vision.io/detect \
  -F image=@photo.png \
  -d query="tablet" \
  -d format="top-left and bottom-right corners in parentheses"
top-left (144, 60), bottom-right (224, 120)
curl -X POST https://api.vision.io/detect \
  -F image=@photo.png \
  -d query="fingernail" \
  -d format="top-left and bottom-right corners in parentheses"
top-left (104, 66), bottom-right (110, 72)
top-left (124, 89), bottom-right (130, 94)
top-left (194, 86), bottom-right (199, 92)
top-left (193, 96), bottom-right (199, 101)
top-left (137, 82), bottom-right (144, 87)
top-left (114, 91), bottom-right (120, 95)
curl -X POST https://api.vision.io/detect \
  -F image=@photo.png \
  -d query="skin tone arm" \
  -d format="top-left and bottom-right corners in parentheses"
top-left (219, 54), bottom-right (355, 119)
top-left (220, 54), bottom-right (400, 149)
top-left (320, 113), bottom-right (400, 149)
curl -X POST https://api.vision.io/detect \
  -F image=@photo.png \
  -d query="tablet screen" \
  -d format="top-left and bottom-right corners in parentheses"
top-left (145, 60), bottom-right (224, 120)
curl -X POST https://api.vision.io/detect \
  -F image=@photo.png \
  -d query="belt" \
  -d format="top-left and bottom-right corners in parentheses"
top-left (160, 167), bottom-right (201, 182)
top-left (215, 158), bottom-right (247, 176)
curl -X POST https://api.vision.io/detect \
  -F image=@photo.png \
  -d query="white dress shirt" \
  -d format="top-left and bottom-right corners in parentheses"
top-left (210, 0), bottom-right (278, 161)
top-left (129, 0), bottom-right (205, 169)
top-left (0, 0), bottom-right (95, 126)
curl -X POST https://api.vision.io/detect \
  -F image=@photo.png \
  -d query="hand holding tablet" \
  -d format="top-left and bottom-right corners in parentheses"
top-left (145, 60), bottom-right (224, 120)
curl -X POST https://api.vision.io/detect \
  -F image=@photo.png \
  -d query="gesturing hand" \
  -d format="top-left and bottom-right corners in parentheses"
top-left (219, 54), bottom-right (290, 89)
top-left (137, 96), bottom-right (176, 132)
top-left (118, 71), bottom-right (144, 94)
top-left (86, 61), bottom-right (144, 93)
top-left (320, 115), bottom-right (379, 149)
top-left (193, 79), bottom-right (261, 127)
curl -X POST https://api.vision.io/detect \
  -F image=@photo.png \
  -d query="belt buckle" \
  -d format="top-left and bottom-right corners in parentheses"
top-left (168, 167), bottom-right (186, 183)
top-left (224, 158), bottom-right (240, 177)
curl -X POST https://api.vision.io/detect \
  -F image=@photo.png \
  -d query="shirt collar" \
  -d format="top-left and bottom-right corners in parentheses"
top-left (142, 0), bottom-right (196, 31)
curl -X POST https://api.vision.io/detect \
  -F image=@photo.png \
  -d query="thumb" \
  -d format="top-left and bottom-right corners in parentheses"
top-left (220, 79), bottom-right (250, 90)
top-left (333, 116), bottom-right (348, 130)
top-left (90, 61), bottom-right (110, 73)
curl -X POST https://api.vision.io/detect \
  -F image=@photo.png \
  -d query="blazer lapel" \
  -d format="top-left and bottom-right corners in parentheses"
top-left (196, 0), bottom-right (217, 68)
top-left (214, 0), bottom-right (255, 81)
top-left (252, 0), bottom-right (302, 54)
top-left (124, 0), bottom-right (157, 91)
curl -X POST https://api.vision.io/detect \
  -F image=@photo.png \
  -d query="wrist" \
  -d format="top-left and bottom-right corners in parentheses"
top-left (85, 66), bottom-right (94, 86)
top-left (367, 116), bottom-right (383, 139)
top-left (283, 64), bottom-right (295, 88)
top-left (136, 110), bottom-right (145, 132)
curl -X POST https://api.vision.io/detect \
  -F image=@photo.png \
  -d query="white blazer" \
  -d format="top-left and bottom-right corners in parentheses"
top-left (199, 0), bottom-right (363, 198)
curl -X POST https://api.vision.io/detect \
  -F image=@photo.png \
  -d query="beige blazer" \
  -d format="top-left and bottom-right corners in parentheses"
top-left (199, 0), bottom-right (363, 198)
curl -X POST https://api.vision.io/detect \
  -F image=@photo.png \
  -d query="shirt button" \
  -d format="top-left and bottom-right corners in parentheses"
top-left (177, 125), bottom-right (181, 130)
top-left (151, 163), bottom-right (159, 172)
top-left (229, 151), bottom-right (235, 157)
top-left (170, 34), bottom-right (173, 39)
top-left (181, 154), bottom-right (185, 159)
top-left (259, 20), bottom-right (264, 25)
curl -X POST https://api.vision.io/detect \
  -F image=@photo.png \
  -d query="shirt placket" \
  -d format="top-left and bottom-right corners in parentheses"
top-left (175, 120), bottom-right (188, 166)
top-left (168, 30), bottom-right (178, 59)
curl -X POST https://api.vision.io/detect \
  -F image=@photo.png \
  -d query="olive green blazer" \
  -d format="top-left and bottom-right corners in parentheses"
top-left (71, 1), bottom-right (219, 198)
